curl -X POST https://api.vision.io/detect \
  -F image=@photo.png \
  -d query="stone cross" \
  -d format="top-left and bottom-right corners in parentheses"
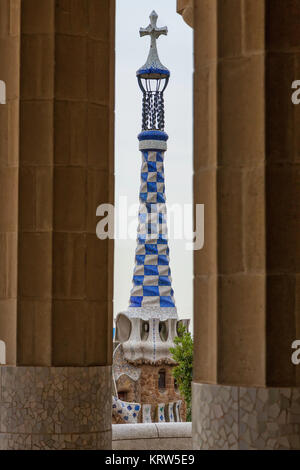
top-left (139, 11), bottom-right (168, 73)
top-left (140, 10), bottom-right (168, 41)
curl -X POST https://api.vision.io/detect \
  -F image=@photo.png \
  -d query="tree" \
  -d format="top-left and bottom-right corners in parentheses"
top-left (169, 325), bottom-right (193, 421)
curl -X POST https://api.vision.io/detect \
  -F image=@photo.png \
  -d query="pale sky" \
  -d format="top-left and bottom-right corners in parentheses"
top-left (114, 0), bottom-right (193, 329)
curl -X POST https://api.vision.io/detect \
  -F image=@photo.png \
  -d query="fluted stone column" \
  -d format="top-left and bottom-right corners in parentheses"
top-left (0, 0), bottom-right (114, 450)
top-left (178, 0), bottom-right (300, 450)
top-left (177, 0), bottom-right (193, 27)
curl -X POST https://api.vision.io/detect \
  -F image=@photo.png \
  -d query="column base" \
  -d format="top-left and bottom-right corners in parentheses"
top-left (0, 366), bottom-right (112, 450)
top-left (193, 382), bottom-right (300, 450)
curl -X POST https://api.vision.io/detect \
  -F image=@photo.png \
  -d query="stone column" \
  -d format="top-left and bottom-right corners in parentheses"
top-left (179, 0), bottom-right (300, 450)
top-left (0, 0), bottom-right (20, 365)
top-left (0, 0), bottom-right (114, 450)
top-left (177, 0), bottom-right (193, 27)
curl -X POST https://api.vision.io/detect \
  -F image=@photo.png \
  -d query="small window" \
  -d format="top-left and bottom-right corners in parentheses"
top-left (158, 369), bottom-right (166, 390)
top-left (118, 390), bottom-right (128, 402)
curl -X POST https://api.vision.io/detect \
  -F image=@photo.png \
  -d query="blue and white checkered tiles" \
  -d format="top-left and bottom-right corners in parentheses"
top-left (129, 150), bottom-right (175, 309)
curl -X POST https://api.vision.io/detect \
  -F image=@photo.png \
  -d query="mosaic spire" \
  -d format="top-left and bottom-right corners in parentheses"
top-left (127, 11), bottom-right (177, 320)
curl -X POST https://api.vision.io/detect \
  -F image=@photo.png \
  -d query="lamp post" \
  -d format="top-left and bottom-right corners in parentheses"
top-left (113, 11), bottom-right (189, 425)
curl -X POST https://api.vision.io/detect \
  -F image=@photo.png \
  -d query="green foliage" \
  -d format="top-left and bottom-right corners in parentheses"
top-left (169, 325), bottom-right (193, 421)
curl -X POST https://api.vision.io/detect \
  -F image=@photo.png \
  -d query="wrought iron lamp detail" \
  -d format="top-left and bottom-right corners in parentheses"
top-left (137, 11), bottom-right (170, 137)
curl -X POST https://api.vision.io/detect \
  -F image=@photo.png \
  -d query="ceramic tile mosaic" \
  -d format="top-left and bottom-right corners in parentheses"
top-left (0, 366), bottom-right (112, 450)
top-left (157, 403), bottom-right (166, 423)
top-left (112, 396), bottom-right (141, 424)
top-left (167, 402), bottom-right (175, 422)
top-left (193, 383), bottom-right (300, 450)
top-left (142, 404), bottom-right (152, 423)
top-left (113, 343), bottom-right (141, 382)
top-left (175, 400), bottom-right (182, 422)
top-left (128, 150), bottom-right (176, 315)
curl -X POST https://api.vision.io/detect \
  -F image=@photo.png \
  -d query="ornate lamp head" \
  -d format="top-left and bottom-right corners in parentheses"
top-left (137, 11), bottom-right (170, 132)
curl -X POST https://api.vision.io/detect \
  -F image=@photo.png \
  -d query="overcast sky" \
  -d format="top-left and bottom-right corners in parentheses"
top-left (114, 0), bottom-right (193, 328)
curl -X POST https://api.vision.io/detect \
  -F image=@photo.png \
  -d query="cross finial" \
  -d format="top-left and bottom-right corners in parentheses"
top-left (137, 11), bottom-right (169, 78)
top-left (140, 10), bottom-right (168, 40)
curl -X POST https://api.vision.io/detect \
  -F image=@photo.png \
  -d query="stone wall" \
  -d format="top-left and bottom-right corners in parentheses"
top-left (112, 374), bottom-right (141, 424)
top-left (112, 423), bottom-right (192, 450)
top-left (113, 364), bottom-right (186, 423)
top-left (115, 373), bottom-right (141, 404)
top-left (140, 364), bottom-right (186, 422)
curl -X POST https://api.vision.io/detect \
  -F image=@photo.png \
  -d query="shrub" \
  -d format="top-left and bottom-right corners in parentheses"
top-left (169, 325), bottom-right (193, 421)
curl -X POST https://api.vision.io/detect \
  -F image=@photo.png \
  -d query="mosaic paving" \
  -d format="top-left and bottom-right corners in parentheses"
top-left (0, 366), bottom-right (112, 450)
top-left (193, 383), bottom-right (300, 450)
